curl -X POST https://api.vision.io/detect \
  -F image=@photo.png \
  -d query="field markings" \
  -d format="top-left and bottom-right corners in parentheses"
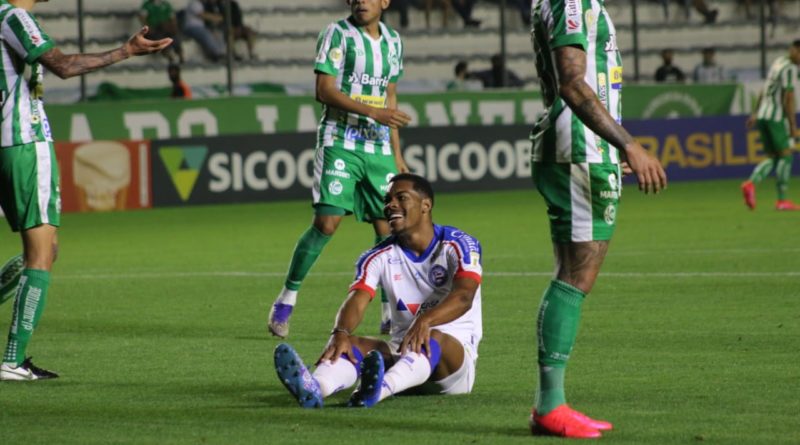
top-left (54, 270), bottom-right (800, 280)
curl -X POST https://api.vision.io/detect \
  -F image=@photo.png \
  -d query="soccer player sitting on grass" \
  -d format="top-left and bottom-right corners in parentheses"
top-left (274, 174), bottom-right (482, 408)
top-left (741, 40), bottom-right (800, 211)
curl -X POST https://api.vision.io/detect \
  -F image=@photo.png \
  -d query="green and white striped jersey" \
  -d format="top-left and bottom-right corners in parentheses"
top-left (0, 2), bottom-right (54, 148)
top-left (756, 56), bottom-right (798, 123)
top-left (530, 0), bottom-right (622, 164)
top-left (314, 18), bottom-right (403, 155)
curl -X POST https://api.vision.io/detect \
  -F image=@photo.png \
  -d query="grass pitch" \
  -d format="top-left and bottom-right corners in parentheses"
top-left (0, 178), bottom-right (798, 444)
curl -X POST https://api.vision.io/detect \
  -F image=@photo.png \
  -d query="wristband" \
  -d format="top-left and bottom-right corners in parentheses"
top-left (330, 327), bottom-right (350, 336)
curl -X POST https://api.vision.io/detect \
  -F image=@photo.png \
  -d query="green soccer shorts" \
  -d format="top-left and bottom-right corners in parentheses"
top-left (532, 162), bottom-right (621, 243)
top-left (756, 119), bottom-right (793, 155)
top-left (312, 145), bottom-right (397, 222)
top-left (0, 141), bottom-right (61, 232)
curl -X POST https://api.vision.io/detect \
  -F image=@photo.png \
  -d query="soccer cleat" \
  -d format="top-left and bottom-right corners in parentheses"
top-left (775, 200), bottom-right (800, 211)
top-left (350, 350), bottom-right (385, 408)
top-left (379, 319), bottom-right (391, 335)
top-left (0, 254), bottom-right (24, 305)
top-left (268, 303), bottom-right (293, 338)
top-left (273, 343), bottom-right (323, 408)
top-left (0, 357), bottom-right (59, 381)
top-left (530, 405), bottom-right (602, 439)
top-left (566, 406), bottom-right (613, 431)
top-left (741, 181), bottom-right (756, 210)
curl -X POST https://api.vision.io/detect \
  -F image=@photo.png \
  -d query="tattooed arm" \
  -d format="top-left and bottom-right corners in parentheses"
top-left (39, 26), bottom-right (172, 80)
top-left (555, 44), bottom-right (667, 194)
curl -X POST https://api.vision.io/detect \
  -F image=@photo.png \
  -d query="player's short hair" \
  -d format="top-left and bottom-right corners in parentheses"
top-left (792, 39), bottom-right (800, 48)
top-left (390, 173), bottom-right (434, 208)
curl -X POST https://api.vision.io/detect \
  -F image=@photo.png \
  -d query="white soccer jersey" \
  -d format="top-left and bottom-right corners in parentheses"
top-left (350, 224), bottom-right (483, 351)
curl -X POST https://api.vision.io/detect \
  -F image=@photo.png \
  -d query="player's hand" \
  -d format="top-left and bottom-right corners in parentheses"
top-left (317, 331), bottom-right (356, 365)
top-left (395, 155), bottom-right (410, 174)
top-left (372, 108), bottom-right (411, 129)
top-left (124, 27), bottom-right (173, 57)
top-left (620, 161), bottom-right (633, 177)
top-left (745, 115), bottom-right (757, 129)
top-left (399, 315), bottom-right (432, 357)
top-left (623, 141), bottom-right (667, 194)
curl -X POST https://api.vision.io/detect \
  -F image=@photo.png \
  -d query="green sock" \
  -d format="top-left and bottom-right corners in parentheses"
top-left (535, 279), bottom-right (586, 415)
top-left (3, 269), bottom-right (50, 366)
top-left (775, 155), bottom-right (793, 200)
top-left (749, 158), bottom-right (775, 184)
top-left (283, 226), bottom-right (331, 291)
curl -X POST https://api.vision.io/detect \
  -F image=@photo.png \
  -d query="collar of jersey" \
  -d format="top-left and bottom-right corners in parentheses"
top-left (347, 16), bottom-right (385, 43)
top-left (399, 224), bottom-right (443, 263)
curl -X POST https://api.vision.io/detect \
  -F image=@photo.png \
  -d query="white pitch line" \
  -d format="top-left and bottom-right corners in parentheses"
top-left (53, 270), bottom-right (800, 280)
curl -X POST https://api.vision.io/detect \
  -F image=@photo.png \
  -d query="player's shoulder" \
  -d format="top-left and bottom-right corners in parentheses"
top-left (439, 225), bottom-right (482, 252)
top-left (379, 22), bottom-right (402, 41)
top-left (355, 237), bottom-right (396, 267)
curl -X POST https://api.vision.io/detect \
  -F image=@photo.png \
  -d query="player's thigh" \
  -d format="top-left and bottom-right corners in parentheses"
top-left (353, 154), bottom-right (397, 223)
top-left (311, 146), bottom-right (364, 214)
top-left (0, 142), bottom-right (61, 233)
top-left (532, 162), bottom-right (620, 243)
top-left (757, 119), bottom-right (792, 154)
top-left (350, 336), bottom-right (394, 363)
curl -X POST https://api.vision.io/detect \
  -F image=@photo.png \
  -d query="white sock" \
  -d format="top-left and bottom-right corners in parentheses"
top-left (312, 358), bottom-right (358, 397)
top-left (378, 352), bottom-right (432, 401)
top-left (275, 287), bottom-right (298, 306)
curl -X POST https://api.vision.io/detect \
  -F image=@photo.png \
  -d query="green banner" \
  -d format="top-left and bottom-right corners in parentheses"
top-left (46, 84), bottom-right (739, 142)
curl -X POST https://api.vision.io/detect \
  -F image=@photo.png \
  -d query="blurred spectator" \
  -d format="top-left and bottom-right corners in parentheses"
top-left (485, 0), bottom-right (532, 27)
top-left (447, 60), bottom-right (469, 91)
top-left (472, 54), bottom-right (525, 88)
top-left (183, 0), bottom-right (226, 62)
top-left (212, 0), bottom-right (257, 60)
top-left (168, 64), bottom-right (192, 99)
top-left (660, 0), bottom-right (718, 23)
top-left (452, 0), bottom-right (481, 28)
top-left (384, 0), bottom-right (410, 29)
top-left (139, 0), bottom-right (184, 63)
top-left (424, 0), bottom-right (452, 28)
top-left (693, 47), bottom-right (727, 83)
top-left (654, 49), bottom-right (686, 82)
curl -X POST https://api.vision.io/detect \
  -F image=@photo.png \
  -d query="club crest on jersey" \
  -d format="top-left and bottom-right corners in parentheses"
top-left (604, 204), bottom-right (616, 225)
top-left (428, 265), bottom-right (448, 287)
top-left (329, 179), bottom-right (343, 196)
top-left (396, 299), bottom-right (420, 316)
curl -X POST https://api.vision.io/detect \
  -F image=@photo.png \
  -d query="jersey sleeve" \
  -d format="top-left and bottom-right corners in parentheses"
top-left (1, 9), bottom-right (55, 64)
top-left (314, 23), bottom-right (346, 76)
top-left (783, 64), bottom-right (797, 92)
top-left (349, 247), bottom-right (388, 299)
top-left (390, 35), bottom-right (403, 83)
top-left (545, 0), bottom-right (588, 51)
top-left (446, 232), bottom-right (483, 285)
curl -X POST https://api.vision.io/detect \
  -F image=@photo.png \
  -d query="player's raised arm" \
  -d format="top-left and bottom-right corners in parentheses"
top-left (554, 45), bottom-right (667, 194)
top-left (318, 288), bottom-right (372, 365)
top-left (39, 26), bottom-right (171, 80)
top-left (315, 73), bottom-right (411, 129)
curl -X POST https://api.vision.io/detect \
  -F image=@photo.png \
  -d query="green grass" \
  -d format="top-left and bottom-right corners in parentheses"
top-left (1, 178), bottom-right (798, 444)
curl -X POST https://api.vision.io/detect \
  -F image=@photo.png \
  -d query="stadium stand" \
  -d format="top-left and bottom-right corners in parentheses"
top-left (36, 0), bottom-right (800, 100)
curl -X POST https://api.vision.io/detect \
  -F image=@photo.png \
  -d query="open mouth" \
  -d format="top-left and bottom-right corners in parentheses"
top-left (387, 213), bottom-right (404, 223)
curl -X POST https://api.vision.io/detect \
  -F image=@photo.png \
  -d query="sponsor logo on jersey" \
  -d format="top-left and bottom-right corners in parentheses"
top-left (324, 168), bottom-right (350, 179)
top-left (428, 264), bottom-right (448, 287)
top-left (393, 273), bottom-right (403, 281)
top-left (396, 298), bottom-right (420, 315)
top-left (334, 158), bottom-right (345, 170)
top-left (610, 66), bottom-right (622, 90)
top-left (387, 257), bottom-right (402, 264)
top-left (329, 179), bottom-right (343, 195)
top-left (344, 123), bottom-right (390, 142)
top-left (348, 72), bottom-right (390, 88)
top-left (604, 203), bottom-right (616, 225)
top-left (565, 0), bottom-right (582, 34)
top-left (597, 73), bottom-right (608, 107)
top-left (18, 12), bottom-right (45, 47)
top-left (351, 94), bottom-right (386, 108)
top-left (470, 252), bottom-right (481, 265)
top-left (584, 9), bottom-right (597, 28)
top-left (600, 172), bottom-right (619, 199)
top-left (608, 173), bottom-right (618, 190)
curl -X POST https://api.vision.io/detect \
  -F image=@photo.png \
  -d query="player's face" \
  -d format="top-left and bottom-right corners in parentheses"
top-left (383, 180), bottom-right (431, 235)
top-left (790, 46), bottom-right (800, 65)
top-left (347, 0), bottom-right (389, 26)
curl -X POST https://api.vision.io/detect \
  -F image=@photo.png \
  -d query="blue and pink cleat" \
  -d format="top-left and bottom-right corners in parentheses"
top-left (274, 343), bottom-right (323, 408)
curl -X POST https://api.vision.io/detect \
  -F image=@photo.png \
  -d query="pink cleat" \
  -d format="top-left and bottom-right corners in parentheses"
top-left (775, 200), bottom-right (800, 211)
top-left (566, 406), bottom-right (613, 431)
top-left (741, 181), bottom-right (756, 210)
top-left (530, 405), bottom-right (602, 439)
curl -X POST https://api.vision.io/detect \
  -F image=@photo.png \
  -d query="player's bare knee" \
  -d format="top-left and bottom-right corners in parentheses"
top-left (312, 216), bottom-right (340, 236)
